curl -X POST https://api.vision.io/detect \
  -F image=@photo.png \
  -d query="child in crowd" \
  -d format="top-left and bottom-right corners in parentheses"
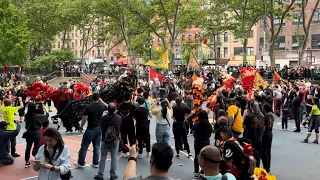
top-left (215, 116), bottom-right (233, 147)
top-left (282, 104), bottom-right (289, 130)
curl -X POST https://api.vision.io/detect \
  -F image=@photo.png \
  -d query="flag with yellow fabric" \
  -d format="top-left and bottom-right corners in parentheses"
top-left (188, 52), bottom-right (201, 70)
top-left (145, 50), bottom-right (169, 69)
top-left (254, 72), bottom-right (268, 89)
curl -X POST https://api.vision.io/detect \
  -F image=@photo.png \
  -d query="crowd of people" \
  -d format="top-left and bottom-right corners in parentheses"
top-left (0, 66), bottom-right (319, 180)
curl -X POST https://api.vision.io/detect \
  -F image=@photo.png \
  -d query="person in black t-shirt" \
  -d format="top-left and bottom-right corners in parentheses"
top-left (76, 93), bottom-right (108, 168)
top-left (282, 104), bottom-right (289, 130)
top-left (172, 97), bottom-right (192, 158)
top-left (118, 93), bottom-right (136, 157)
top-left (243, 101), bottom-right (265, 167)
top-left (132, 98), bottom-right (151, 158)
top-left (214, 116), bottom-right (233, 147)
top-left (293, 92), bottom-right (303, 132)
top-left (262, 104), bottom-right (274, 173)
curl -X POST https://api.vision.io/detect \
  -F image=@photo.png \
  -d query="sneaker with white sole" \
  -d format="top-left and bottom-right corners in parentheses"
top-left (121, 152), bottom-right (129, 158)
top-left (137, 154), bottom-right (143, 159)
top-left (73, 162), bottom-right (85, 168)
top-left (174, 154), bottom-right (180, 159)
top-left (146, 152), bottom-right (150, 157)
top-left (188, 153), bottom-right (193, 158)
top-left (25, 161), bottom-right (31, 168)
top-left (91, 164), bottom-right (99, 168)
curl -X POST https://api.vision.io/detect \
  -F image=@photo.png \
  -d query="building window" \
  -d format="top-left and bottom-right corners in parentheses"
top-left (98, 50), bottom-right (101, 56)
top-left (312, 9), bottom-right (320, 24)
top-left (224, 32), bottom-right (228, 42)
top-left (259, 38), bottom-right (264, 51)
top-left (188, 24), bottom-right (192, 29)
top-left (182, 34), bottom-right (186, 41)
top-left (217, 33), bottom-right (221, 42)
top-left (188, 34), bottom-right (192, 41)
top-left (158, 37), bottom-right (161, 45)
top-left (293, 10), bottom-right (302, 25)
top-left (260, 19), bottom-right (264, 27)
top-left (274, 19), bottom-right (286, 26)
top-left (311, 34), bottom-right (320, 49)
top-left (58, 42), bottom-right (60, 48)
top-left (117, 48), bottom-right (120, 53)
top-left (234, 47), bottom-right (243, 55)
top-left (67, 43), bottom-right (69, 48)
top-left (52, 43), bottom-right (55, 48)
top-left (123, 45), bottom-right (127, 52)
top-left (292, 36), bottom-right (304, 50)
top-left (175, 49), bottom-right (178, 58)
top-left (249, 30), bottom-right (254, 38)
top-left (92, 50), bottom-right (94, 57)
top-left (224, 47), bottom-right (228, 58)
top-left (247, 47), bottom-right (254, 55)
top-left (217, 48), bottom-right (220, 58)
top-left (275, 36), bottom-right (285, 50)
top-left (75, 40), bottom-right (77, 47)
top-left (195, 34), bottom-right (199, 41)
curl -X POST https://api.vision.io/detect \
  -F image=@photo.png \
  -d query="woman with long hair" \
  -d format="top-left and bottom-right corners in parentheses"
top-left (24, 102), bottom-right (49, 168)
top-left (172, 97), bottom-right (192, 158)
top-left (301, 97), bottom-right (320, 144)
top-left (33, 128), bottom-right (71, 180)
top-left (192, 110), bottom-right (213, 178)
top-left (151, 98), bottom-right (173, 144)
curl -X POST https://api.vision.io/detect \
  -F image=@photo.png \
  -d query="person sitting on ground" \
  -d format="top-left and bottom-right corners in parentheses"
top-left (198, 145), bottom-right (236, 180)
top-left (0, 121), bottom-right (21, 165)
top-left (123, 142), bottom-right (174, 180)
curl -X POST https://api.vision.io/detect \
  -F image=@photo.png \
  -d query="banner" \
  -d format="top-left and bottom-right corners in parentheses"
top-left (145, 50), bottom-right (169, 69)
top-left (149, 68), bottom-right (164, 81)
top-left (273, 71), bottom-right (286, 83)
top-left (188, 51), bottom-right (201, 70)
top-left (254, 72), bottom-right (268, 89)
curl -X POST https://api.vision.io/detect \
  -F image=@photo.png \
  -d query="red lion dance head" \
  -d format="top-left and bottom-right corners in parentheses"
top-left (239, 67), bottom-right (256, 91)
top-left (24, 82), bottom-right (49, 101)
top-left (73, 83), bottom-right (90, 100)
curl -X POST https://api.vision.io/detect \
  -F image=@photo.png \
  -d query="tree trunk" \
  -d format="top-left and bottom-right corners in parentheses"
top-left (81, 30), bottom-right (86, 65)
top-left (242, 37), bottom-right (248, 65)
top-left (269, 43), bottom-right (275, 67)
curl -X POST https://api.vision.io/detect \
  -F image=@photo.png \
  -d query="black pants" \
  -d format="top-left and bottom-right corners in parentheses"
top-left (173, 123), bottom-right (190, 154)
top-left (45, 99), bottom-right (52, 106)
top-left (282, 118), bottom-right (288, 129)
top-left (136, 127), bottom-right (150, 154)
top-left (185, 119), bottom-right (193, 135)
top-left (0, 154), bottom-right (14, 165)
top-left (194, 143), bottom-right (209, 173)
top-left (251, 139), bottom-right (262, 167)
top-left (121, 122), bottom-right (136, 153)
top-left (261, 133), bottom-right (273, 171)
top-left (25, 131), bottom-right (41, 162)
top-left (9, 135), bottom-right (16, 155)
top-left (294, 110), bottom-right (300, 131)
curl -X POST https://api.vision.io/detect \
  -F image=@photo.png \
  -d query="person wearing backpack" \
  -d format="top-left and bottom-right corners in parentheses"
top-left (94, 103), bottom-right (122, 180)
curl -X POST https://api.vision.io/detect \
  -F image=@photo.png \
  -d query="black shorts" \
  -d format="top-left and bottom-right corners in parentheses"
top-left (308, 115), bottom-right (320, 133)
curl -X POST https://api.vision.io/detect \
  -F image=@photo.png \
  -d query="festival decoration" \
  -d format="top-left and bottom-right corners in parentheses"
top-left (273, 70), bottom-right (286, 83)
top-left (149, 67), bottom-right (164, 81)
top-left (254, 168), bottom-right (276, 180)
top-left (254, 72), bottom-right (268, 89)
top-left (203, 39), bottom-right (208, 45)
top-left (73, 83), bottom-right (90, 100)
top-left (188, 51), bottom-right (201, 70)
top-left (239, 67), bottom-right (256, 91)
top-left (23, 82), bottom-right (49, 102)
top-left (190, 74), bottom-right (204, 122)
top-left (145, 50), bottom-right (169, 69)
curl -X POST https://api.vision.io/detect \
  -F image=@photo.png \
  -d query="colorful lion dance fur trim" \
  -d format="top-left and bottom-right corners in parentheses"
top-left (190, 74), bottom-right (204, 122)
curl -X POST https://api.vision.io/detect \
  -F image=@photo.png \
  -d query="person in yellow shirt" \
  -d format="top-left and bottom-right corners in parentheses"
top-left (301, 97), bottom-right (320, 144)
top-left (226, 99), bottom-right (243, 138)
top-left (2, 98), bottom-right (24, 157)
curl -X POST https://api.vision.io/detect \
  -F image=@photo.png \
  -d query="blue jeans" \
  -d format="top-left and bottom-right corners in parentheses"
top-left (98, 139), bottom-right (119, 178)
top-left (156, 124), bottom-right (170, 144)
top-left (78, 126), bottom-right (101, 166)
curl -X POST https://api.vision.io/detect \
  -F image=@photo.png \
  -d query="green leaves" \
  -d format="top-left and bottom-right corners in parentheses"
top-left (0, 0), bottom-right (31, 65)
top-left (29, 49), bottom-right (75, 69)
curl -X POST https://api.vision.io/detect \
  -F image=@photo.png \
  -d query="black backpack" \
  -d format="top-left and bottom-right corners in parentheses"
top-left (104, 116), bottom-right (117, 144)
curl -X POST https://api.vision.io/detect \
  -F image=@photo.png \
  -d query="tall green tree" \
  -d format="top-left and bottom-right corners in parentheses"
top-left (263, 0), bottom-right (296, 67)
top-left (0, 0), bottom-right (31, 65)
top-left (220, 0), bottom-right (262, 64)
top-left (23, 0), bottom-right (62, 59)
top-left (127, 0), bottom-right (201, 69)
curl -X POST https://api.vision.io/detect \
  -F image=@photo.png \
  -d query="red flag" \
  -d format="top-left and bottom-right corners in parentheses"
top-left (149, 68), bottom-right (163, 81)
top-left (273, 71), bottom-right (283, 83)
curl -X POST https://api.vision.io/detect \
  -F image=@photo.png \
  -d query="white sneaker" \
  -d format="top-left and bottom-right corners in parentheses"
top-left (73, 162), bottom-right (85, 168)
top-left (188, 153), bottom-right (193, 158)
top-left (146, 152), bottom-right (150, 157)
top-left (121, 152), bottom-right (129, 158)
top-left (137, 154), bottom-right (143, 159)
top-left (91, 164), bottom-right (98, 168)
top-left (175, 154), bottom-right (180, 159)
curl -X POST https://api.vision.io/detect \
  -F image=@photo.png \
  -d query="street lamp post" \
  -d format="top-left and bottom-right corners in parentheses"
top-left (149, 45), bottom-right (152, 60)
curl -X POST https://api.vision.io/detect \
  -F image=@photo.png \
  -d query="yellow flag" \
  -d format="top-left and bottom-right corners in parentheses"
top-left (188, 52), bottom-right (201, 70)
top-left (145, 50), bottom-right (169, 69)
top-left (254, 72), bottom-right (268, 89)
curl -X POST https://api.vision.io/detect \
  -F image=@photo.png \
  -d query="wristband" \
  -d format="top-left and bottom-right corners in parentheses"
top-left (128, 157), bottom-right (137, 162)
top-left (50, 166), bottom-right (55, 171)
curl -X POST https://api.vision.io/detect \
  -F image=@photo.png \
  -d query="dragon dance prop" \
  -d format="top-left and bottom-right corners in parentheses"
top-left (239, 67), bottom-right (256, 91)
top-left (206, 72), bottom-right (235, 110)
top-left (190, 74), bottom-right (204, 122)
